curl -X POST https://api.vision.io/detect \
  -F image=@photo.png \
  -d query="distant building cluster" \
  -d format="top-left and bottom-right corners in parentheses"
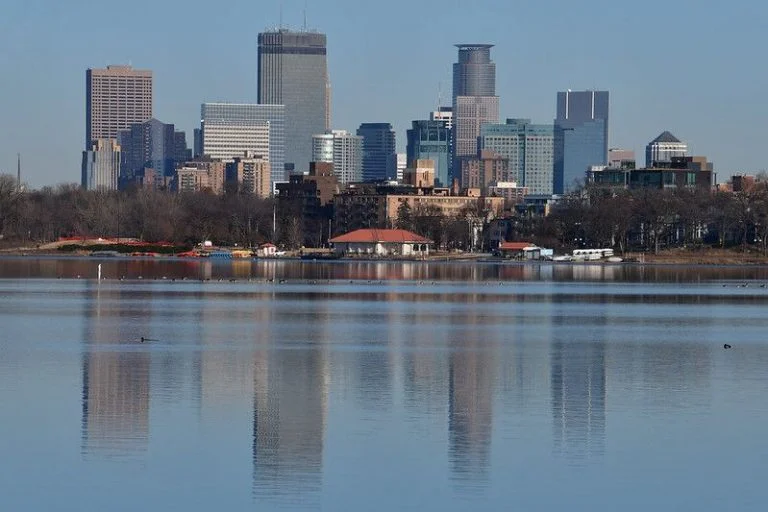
top-left (80, 32), bottom-right (723, 242)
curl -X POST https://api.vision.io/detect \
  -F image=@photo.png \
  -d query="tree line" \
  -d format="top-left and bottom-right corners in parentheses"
top-left (2, 173), bottom-right (768, 254)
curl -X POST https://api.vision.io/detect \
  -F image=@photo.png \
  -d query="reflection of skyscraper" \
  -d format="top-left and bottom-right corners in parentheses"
top-left (551, 340), bottom-right (606, 460)
top-left (81, 286), bottom-right (150, 457)
top-left (252, 349), bottom-right (328, 501)
top-left (448, 350), bottom-right (493, 482)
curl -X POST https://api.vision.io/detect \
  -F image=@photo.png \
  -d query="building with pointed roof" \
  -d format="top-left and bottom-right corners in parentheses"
top-left (329, 229), bottom-right (432, 257)
top-left (645, 131), bottom-right (688, 167)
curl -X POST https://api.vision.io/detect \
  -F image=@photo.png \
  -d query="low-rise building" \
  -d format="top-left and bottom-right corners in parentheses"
top-left (329, 229), bottom-right (431, 257)
top-left (587, 156), bottom-right (714, 190)
top-left (497, 241), bottom-right (540, 260)
top-left (332, 183), bottom-right (505, 234)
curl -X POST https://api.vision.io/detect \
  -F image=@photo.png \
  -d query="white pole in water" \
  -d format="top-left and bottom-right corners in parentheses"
top-left (98, 263), bottom-right (102, 281)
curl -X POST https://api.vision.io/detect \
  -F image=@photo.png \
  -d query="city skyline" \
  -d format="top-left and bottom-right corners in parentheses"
top-left (1, 0), bottom-right (767, 187)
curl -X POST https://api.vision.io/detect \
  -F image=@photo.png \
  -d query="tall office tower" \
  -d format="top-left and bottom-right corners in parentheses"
top-left (480, 119), bottom-right (555, 195)
top-left (452, 45), bottom-right (499, 165)
top-left (82, 139), bottom-right (121, 190)
top-left (201, 103), bottom-right (284, 182)
top-left (85, 65), bottom-right (153, 148)
top-left (407, 119), bottom-right (452, 187)
top-left (553, 90), bottom-right (609, 194)
top-left (258, 30), bottom-right (328, 174)
top-left (312, 130), bottom-right (363, 185)
top-left (645, 131), bottom-right (688, 167)
top-left (117, 118), bottom-right (189, 179)
top-left (357, 123), bottom-right (396, 182)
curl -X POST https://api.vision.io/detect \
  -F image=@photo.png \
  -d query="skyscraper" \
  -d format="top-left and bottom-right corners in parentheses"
top-left (117, 118), bottom-right (189, 180)
top-left (82, 139), bottom-right (121, 190)
top-left (645, 131), bottom-right (688, 167)
top-left (480, 119), bottom-right (554, 195)
top-left (201, 103), bottom-right (284, 184)
top-left (357, 123), bottom-right (396, 182)
top-left (553, 90), bottom-right (609, 194)
top-left (85, 65), bottom-right (153, 148)
top-left (258, 30), bottom-right (328, 174)
top-left (312, 130), bottom-right (362, 185)
top-left (452, 45), bottom-right (499, 165)
top-left (407, 120), bottom-right (452, 187)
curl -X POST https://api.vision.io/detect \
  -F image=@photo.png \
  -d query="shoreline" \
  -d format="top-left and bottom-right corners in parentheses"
top-left (3, 249), bottom-right (768, 267)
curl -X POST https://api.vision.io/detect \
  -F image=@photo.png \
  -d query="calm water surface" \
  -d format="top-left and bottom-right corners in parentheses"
top-left (2, 257), bottom-right (768, 511)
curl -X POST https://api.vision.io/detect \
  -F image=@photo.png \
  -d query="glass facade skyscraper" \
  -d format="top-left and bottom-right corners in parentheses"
top-left (452, 45), bottom-right (499, 165)
top-left (200, 103), bottom-right (285, 185)
top-left (117, 118), bottom-right (189, 179)
top-left (357, 123), bottom-right (396, 182)
top-left (406, 120), bottom-right (452, 187)
top-left (553, 90), bottom-right (609, 194)
top-left (312, 130), bottom-right (362, 185)
top-left (258, 30), bottom-right (328, 174)
top-left (480, 119), bottom-right (554, 195)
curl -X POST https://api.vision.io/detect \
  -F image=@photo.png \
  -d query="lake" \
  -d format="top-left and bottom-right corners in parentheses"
top-left (1, 257), bottom-right (768, 511)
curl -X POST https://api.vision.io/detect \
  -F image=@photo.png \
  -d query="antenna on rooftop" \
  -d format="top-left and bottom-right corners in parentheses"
top-left (437, 82), bottom-right (443, 110)
top-left (303, 0), bottom-right (308, 31)
top-left (279, 1), bottom-right (284, 29)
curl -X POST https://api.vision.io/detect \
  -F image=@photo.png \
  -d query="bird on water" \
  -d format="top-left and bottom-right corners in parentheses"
top-left (724, 344), bottom-right (732, 349)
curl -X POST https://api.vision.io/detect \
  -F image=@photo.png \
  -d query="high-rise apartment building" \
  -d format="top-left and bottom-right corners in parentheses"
top-left (406, 120), bottom-right (452, 187)
top-left (312, 130), bottom-right (362, 185)
top-left (554, 90), bottom-right (609, 194)
top-left (645, 131), bottom-right (687, 167)
top-left (117, 118), bottom-right (189, 179)
top-left (226, 152), bottom-right (271, 198)
top-left (201, 103), bottom-right (284, 183)
top-left (258, 30), bottom-right (328, 174)
top-left (357, 123), bottom-right (396, 182)
top-left (480, 119), bottom-right (554, 195)
top-left (452, 45), bottom-right (499, 165)
top-left (85, 65), bottom-right (153, 148)
top-left (82, 139), bottom-right (121, 190)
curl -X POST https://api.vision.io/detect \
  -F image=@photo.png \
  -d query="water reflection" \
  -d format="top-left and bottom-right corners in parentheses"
top-left (7, 261), bottom-right (767, 508)
top-left (252, 348), bottom-right (329, 504)
top-left (550, 340), bottom-right (606, 462)
top-left (80, 284), bottom-right (150, 458)
top-left (8, 255), bottom-right (768, 283)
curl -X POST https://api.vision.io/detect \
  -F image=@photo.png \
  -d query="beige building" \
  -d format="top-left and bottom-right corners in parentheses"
top-left (403, 159), bottom-right (436, 188)
top-left (334, 185), bottom-right (504, 234)
top-left (175, 158), bottom-right (226, 194)
top-left (227, 152), bottom-right (271, 198)
top-left (86, 65), bottom-right (153, 146)
top-left (487, 181), bottom-right (528, 205)
top-left (459, 150), bottom-right (510, 193)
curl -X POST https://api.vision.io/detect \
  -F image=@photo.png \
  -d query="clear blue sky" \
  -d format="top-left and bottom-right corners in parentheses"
top-left (1, 0), bottom-right (766, 188)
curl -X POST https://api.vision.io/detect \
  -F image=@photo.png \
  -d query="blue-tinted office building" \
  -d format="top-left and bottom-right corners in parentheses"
top-left (357, 123), bottom-right (396, 182)
top-left (406, 120), bottom-right (452, 187)
top-left (480, 119), bottom-right (554, 195)
top-left (553, 90), bottom-right (609, 194)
